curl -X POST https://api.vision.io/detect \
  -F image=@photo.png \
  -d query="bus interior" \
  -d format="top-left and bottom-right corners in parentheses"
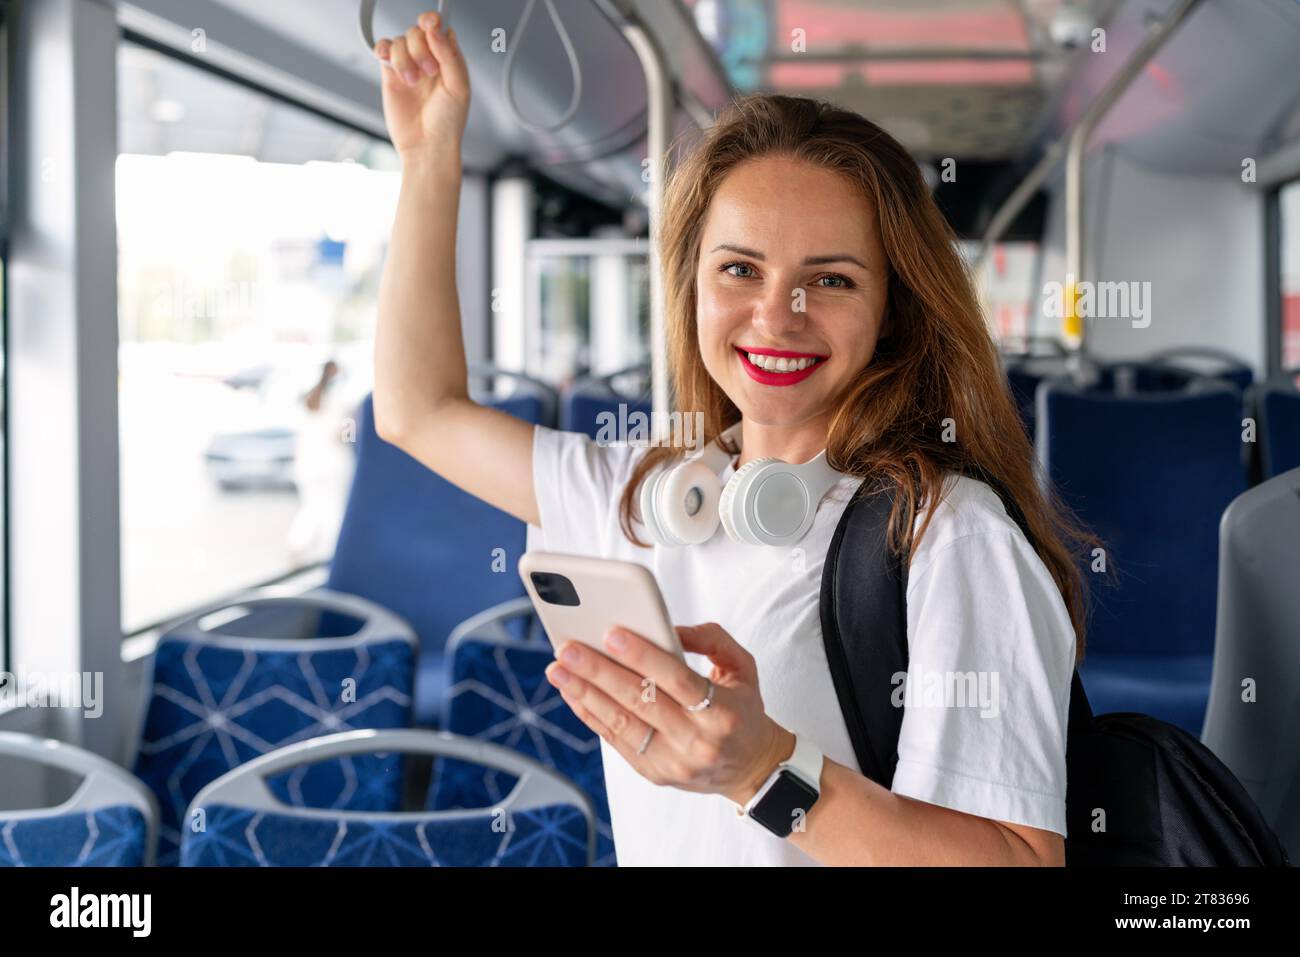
top-left (0, 0), bottom-right (1298, 874)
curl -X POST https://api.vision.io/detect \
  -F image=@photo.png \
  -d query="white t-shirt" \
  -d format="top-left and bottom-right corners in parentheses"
top-left (528, 424), bottom-right (1076, 866)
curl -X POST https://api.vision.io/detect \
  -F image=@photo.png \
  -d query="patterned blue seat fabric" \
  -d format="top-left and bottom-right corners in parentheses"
top-left (133, 632), bottom-right (415, 865)
top-left (0, 806), bottom-right (149, 867)
top-left (1, 731), bottom-right (158, 866)
top-left (182, 802), bottom-right (590, 867)
top-left (432, 634), bottom-right (617, 866)
top-left (179, 728), bottom-right (595, 866)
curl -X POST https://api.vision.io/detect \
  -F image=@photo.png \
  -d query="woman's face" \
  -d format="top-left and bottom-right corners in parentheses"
top-left (695, 155), bottom-right (889, 433)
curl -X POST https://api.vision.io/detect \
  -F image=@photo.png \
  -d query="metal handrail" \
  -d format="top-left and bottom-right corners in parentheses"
top-left (595, 0), bottom-right (675, 438)
top-left (977, 0), bottom-right (1206, 352)
top-left (1064, 0), bottom-right (1205, 350)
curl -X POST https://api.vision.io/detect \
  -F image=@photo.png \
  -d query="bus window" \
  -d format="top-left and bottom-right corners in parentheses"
top-left (961, 240), bottom-right (1041, 350)
top-left (527, 236), bottom-right (649, 388)
top-left (116, 43), bottom-right (400, 635)
top-left (1279, 179), bottom-right (1300, 370)
top-left (533, 252), bottom-right (591, 386)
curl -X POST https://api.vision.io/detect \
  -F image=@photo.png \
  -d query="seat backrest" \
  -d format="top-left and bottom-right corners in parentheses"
top-left (0, 732), bottom-right (158, 866)
top-left (181, 728), bottom-right (594, 866)
top-left (1003, 354), bottom-right (1072, 437)
top-left (132, 590), bottom-right (417, 865)
top-left (468, 362), bottom-right (559, 429)
top-left (327, 393), bottom-right (539, 700)
top-left (1007, 352), bottom-right (1248, 429)
top-left (1201, 466), bottom-right (1300, 861)
top-left (561, 364), bottom-right (652, 439)
top-left (1037, 381), bottom-right (1247, 657)
top-left (1093, 360), bottom-right (1198, 393)
top-left (432, 597), bottom-right (616, 866)
top-left (1255, 380), bottom-right (1300, 479)
top-left (1145, 347), bottom-right (1255, 393)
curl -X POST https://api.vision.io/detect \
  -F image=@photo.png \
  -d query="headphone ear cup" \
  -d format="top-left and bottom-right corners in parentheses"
top-left (638, 468), bottom-right (670, 546)
top-left (657, 460), bottom-right (722, 545)
top-left (718, 457), bottom-right (777, 544)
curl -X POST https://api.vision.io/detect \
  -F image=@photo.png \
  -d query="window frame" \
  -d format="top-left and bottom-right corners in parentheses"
top-left (1, 0), bottom-right (10, 676)
top-left (121, 29), bottom-right (389, 148)
top-left (1, 0), bottom-right (11, 676)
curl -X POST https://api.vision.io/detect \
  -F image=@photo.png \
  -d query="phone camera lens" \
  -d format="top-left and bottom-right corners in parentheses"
top-left (530, 571), bottom-right (580, 606)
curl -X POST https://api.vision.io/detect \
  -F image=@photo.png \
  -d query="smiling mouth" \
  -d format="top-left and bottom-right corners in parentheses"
top-left (734, 346), bottom-right (829, 385)
top-left (736, 346), bottom-right (827, 370)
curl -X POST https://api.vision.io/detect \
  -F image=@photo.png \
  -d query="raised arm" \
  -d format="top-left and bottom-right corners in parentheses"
top-left (371, 9), bottom-right (540, 527)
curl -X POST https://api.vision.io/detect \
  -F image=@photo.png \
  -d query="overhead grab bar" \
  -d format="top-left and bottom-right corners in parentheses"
top-left (977, 0), bottom-right (1205, 350)
top-left (359, 0), bottom-right (676, 430)
top-left (360, 0), bottom-right (583, 136)
top-left (503, 0), bottom-right (584, 135)
top-left (359, 0), bottom-right (447, 51)
top-left (1064, 0), bottom-right (1204, 351)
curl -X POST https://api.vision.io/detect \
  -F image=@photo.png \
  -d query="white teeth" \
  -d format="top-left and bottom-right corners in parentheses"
top-left (745, 352), bottom-right (818, 373)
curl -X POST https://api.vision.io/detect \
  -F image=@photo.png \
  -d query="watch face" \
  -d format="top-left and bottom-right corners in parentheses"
top-left (749, 770), bottom-right (819, 837)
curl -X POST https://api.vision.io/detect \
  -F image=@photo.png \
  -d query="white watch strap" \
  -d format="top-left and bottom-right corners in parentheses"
top-left (735, 734), bottom-right (824, 818)
top-left (784, 733), bottom-right (824, 792)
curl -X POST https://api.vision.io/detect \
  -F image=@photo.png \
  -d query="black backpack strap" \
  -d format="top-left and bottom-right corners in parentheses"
top-left (820, 476), bottom-right (1093, 789)
top-left (1067, 670), bottom-right (1094, 728)
top-left (819, 480), bottom-right (909, 789)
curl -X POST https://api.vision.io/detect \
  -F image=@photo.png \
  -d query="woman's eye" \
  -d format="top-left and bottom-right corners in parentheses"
top-left (816, 274), bottom-right (854, 288)
top-left (723, 262), bottom-right (756, 278)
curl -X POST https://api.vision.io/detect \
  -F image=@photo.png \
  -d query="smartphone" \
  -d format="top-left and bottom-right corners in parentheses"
top-left (518, 551), bottom-right (685, 661)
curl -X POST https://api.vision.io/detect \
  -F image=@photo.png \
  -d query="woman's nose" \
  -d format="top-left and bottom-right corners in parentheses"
top-left (751, 277), bottom-right (808, 335)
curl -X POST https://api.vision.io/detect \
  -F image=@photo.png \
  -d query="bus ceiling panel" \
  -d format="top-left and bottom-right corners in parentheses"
top-left (361, 0), bottom-right (647, 163)
top-left (808, 83), bottom-right (1048, 163)
top-left (117, 0), bottom-right (392, 139)
top-left (544, 155), bottom-right (645, 212)
top-left (187, 0), bottom-right (720, 207)
top-left (118, 42), bottom-right (396, 167)
top-left (1041, 0), bottom-right (1300, 176)
top-left (537, 107), bottom-right (705, 213)
top-left (607, 0), bottom-right (735, 119)
top-left (707, 0), bottom-right (1116, 163)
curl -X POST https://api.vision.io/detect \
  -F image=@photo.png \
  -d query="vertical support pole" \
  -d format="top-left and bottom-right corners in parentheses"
top-left (618, 21), bottom-right (673, 439)
top-left (491, 175), bottom-right (534, 376)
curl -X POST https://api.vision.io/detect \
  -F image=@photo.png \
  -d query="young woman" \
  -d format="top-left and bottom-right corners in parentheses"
top-left (372, 11), bottom-right (1091, 866)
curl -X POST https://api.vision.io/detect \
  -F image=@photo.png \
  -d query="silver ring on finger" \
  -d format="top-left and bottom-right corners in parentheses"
top-left (637, 727), bottom-right (655, 755)
top-left (685, 678), bottom-right (715, 713)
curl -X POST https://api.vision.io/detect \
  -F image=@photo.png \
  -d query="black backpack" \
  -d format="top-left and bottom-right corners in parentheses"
top-left (818, 479), bottom-right (1291, 866)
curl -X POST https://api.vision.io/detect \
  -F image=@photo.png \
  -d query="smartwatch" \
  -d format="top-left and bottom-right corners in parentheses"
top-left (736, 734), bottom-right (823, 838)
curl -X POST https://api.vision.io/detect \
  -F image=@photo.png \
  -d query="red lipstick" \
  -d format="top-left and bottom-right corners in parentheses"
top-left (735, 346), bottom-right (828, 387)
top-left (740, 346), bottom-right (829, 359)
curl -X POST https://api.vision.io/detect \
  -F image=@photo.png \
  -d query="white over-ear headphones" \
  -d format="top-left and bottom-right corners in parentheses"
top-left (638, 422), bottom-right (847, 547)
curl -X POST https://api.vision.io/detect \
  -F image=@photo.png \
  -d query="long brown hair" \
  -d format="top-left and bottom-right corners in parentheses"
top-left (617, 93), bottom-right (1095, 661)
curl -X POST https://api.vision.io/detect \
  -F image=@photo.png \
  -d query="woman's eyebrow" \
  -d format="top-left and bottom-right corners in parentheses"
top-left (803, 253), bottom-right (870, 271)
top-left (709, 243), bottom-right (765, 259)
top-left (708, 243), bottom-right (869, 271)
